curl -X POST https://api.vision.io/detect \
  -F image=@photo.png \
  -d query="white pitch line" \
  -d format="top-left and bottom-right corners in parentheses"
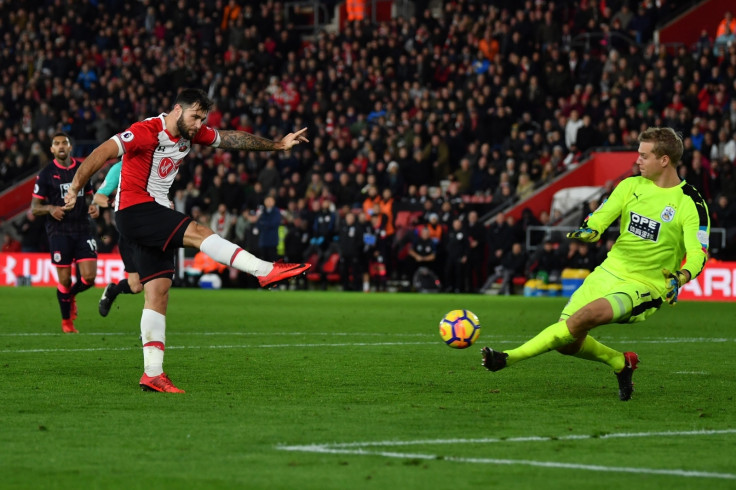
top-left (0, 341), bottom-right (438, 354)
top-left (281, 447), bottom-right (736, 480)
top-left (0, 332), bottom-right (435, 337)
top-left (286, 429), bottom-right (736, 449)
top-left (1, 332), bottom-right (734, 344)
top-left (276, 429), bottom-right (736, 480)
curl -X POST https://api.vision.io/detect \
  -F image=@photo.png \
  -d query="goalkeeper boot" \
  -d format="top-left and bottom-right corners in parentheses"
top-left (139, 373), bottom-right (185, 393)
top-left (61, 319), bottom-right (78, 334)
top-left (481, 347), bottom-right (509, 372)
top-left (99, 283), bottom-right (115, 317)
top-left (258, 260), bottom-right (311, 288)
top-left (615, 351), bottom-right (639, 401)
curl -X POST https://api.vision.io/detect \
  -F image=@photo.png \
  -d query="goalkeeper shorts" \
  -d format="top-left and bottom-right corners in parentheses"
top-left (559, 266), bottom-right (663, 324)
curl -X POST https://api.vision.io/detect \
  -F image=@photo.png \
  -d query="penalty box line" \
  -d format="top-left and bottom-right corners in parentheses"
top-left (277, 429), bottom-right (736, 480)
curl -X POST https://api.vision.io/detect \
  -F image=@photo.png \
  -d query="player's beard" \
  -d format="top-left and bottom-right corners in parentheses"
top-left (54, 151), bottom-right (71, 166)
top-left (176, 116), bottom-right (196, 140)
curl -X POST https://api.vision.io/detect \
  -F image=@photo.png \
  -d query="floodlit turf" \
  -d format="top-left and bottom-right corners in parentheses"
top-left (0, 287), bottom-right (734, 489)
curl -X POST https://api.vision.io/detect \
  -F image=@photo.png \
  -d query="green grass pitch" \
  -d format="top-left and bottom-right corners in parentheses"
top-left (0, 288), bottom-right (734, 489)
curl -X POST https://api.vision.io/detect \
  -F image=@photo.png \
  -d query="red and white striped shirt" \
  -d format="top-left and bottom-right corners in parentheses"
top-left (112, 114), bottom-right (220, 210)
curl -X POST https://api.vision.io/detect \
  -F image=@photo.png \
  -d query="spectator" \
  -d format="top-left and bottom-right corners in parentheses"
top-left (515, 173), bottom-right (535, 201)
top-left (444, 218), bottom-right (469, 293)
top-left (407, 225), bottom-right (437, 280)
top-left (14, 210), bottom-right (47, 252)
top-left (528, 240), bottom-right (562, 284)
top-left (480, 242), bottom-right (527, 295)
top-left (453, 158), bottom-right (473, 194)
top-left (210, 202), bottom-right (235, 240)
top-left (565, 109), bottom-right (584, 151)
top-left (338, 211), bottom-right (365, 291)
top-left (423, 134), bottom-right (450, 185)
top-left (575, 114), bottom-right (601, 152)
top-left (465, 210), bottom-right (487, 291)
top-left (564, 241), bottom-right (596, 272)
top-left (711, 194), bottom-right (736, 258)
top-left (716, 11), bottom-right (736, 39)
top-left (258, 158), bottom-right (282, 196)
top-left (2, 231), bottom-right (21, 252)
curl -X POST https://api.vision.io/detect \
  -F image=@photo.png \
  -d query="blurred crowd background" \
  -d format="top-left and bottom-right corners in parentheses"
top-left (2, 0), bottom-right (736, 293)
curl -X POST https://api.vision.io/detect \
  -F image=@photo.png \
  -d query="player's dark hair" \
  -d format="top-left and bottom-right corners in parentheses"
top-left (52, 131), bottom-right (71, 141)
top-left (175, 88), bottom-right (214, 112)
top-left (638, 127), bottom-right (683, 166)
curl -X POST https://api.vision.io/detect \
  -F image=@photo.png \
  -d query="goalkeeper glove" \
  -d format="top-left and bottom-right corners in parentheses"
top-left (566, 227), bottom-right (600, 242)
top-left (662, 268), bottom-right (688, 305)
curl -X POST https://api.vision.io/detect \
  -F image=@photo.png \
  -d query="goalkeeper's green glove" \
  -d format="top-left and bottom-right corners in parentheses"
top-left (662, 268), bottom-right (688, 305)
top-left (566, 227), bottom-right (600, 242)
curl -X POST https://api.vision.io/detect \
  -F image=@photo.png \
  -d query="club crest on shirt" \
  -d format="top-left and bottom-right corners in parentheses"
top-left (661, 206), bottom-right (675, 222)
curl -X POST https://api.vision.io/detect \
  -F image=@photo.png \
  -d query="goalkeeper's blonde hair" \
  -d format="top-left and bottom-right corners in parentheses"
top-left (638, 127), bottom-right (684, 167)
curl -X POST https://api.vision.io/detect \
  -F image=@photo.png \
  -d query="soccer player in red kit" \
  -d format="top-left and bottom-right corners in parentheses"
top-left (63, 89), bottom-right (310, 393)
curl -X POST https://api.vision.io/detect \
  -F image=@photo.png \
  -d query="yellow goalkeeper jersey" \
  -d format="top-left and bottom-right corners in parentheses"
top-left (586, 176), bottom-right (710, 296)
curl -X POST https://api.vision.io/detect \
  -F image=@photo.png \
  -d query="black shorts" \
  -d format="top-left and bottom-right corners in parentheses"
top-left (49, 234), bottom-right (98, 267)
top-left (117, 234), bottom-right (137, 274)
top-left (115, 202), bottom-right (192, 284)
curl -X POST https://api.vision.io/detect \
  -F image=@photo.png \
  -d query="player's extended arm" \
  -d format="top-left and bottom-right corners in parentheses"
top-left (218, 128), bottom-right (308, 152)
top-left (93, 193), bottom-right (110, 207)
top-left (566, 225), bottom-right (599, 242)
top-left (568, 179), bottom-right (631, 243)
top-left (63, 140), bottom-right (120, 210)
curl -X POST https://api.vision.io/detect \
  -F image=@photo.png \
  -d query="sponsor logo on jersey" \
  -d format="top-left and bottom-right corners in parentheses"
top-left (628, 212), bottom-right (660, 242)
top-left (157, 157), bottom-right (182, 178)
top-left (661, 206), bottom-right (675, 222)
top-left (121, 131), bottom-right (134, 142)
top-left (59, 182), bottom-right (83, 197)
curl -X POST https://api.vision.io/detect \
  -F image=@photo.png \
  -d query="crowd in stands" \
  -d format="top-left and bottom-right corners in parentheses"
top-left (2, 0), bottom-right (736, 292)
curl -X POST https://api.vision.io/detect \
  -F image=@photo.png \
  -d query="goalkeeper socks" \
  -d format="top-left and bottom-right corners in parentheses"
top-left (505, 320), bottom-right (575, 366)
top-left (200, 234), bottom-right (273, 276)
top-left (56, 284), bottom-right (72, 320)
top-left (572, 336), bottom-right (626, 371)
top-left (141, 309), bottom-right (166, 377)
top-left (70, 276), bottom-right (94, 296)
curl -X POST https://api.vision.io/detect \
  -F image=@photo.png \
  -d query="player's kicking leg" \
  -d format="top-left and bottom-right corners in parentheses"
top-left (195, 231), bottom-right (311, 288)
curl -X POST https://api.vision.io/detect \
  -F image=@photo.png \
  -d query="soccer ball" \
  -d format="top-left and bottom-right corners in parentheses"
top-left (439, 309), bottom-right (481, 349)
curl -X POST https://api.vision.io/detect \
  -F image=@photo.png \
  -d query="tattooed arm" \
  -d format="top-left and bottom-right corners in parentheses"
top-left (218, 128), bottom-right (309, 152)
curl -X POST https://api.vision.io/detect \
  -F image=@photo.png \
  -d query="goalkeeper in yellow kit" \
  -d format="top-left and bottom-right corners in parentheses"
top-left (481, 127), bottom-right (710, 401)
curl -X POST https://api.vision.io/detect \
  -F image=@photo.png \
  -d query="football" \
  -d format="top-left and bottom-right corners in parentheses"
top-left (439, 309), bottom-right (481, 349)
